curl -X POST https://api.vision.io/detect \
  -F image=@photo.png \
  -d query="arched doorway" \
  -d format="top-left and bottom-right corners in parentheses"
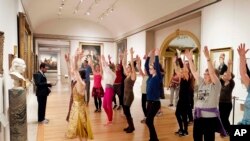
top-left (159, 29), bottom-right (200, 87)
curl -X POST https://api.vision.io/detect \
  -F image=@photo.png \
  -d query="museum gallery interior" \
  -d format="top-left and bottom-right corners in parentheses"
top-left (1, 0), bottom-right (250, 141)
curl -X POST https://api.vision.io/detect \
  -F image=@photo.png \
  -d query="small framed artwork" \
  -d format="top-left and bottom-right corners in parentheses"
top-left (8, 54), bottom-right (15, 69)
top-left (0, 31), bottom-right (4, 75)
top-left (79, 42), bottom-right (102, 65)
top-left (116, 39), bottom-right (127, 64)
top-left (39, 53), bottom-right (58, 72)
top-left (210, 47), bottom-right (233, 75)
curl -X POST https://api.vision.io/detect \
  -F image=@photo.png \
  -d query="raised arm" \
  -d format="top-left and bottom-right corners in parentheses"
top-left (122, 49), bottom-right (128, 76)
top-left (130, 48), bottom-right (136, 81)
top-left (154, 48), bottom-right (162, 78)
top-left (203, 46), bottom-right (219, 84)
top-left (224, 59), bottom-right (233, 80)
top-left (88, 57), bottom-right (96, 74)
top-left (136, 55), bottom-right (145, 76)
top-left (185, 49), bottom-right (199, 80)
top-left (238, 43), bottom-right (250, 87)
top-left (65, 53), bottom-right (72, 77)
top-left (145, 50), bottom-right (153, 77)
top-left (74, 49), bottom-right (85, 95)
top-left (108, 55), bottom-right (112, 64)
top-left (101, 55), bottom-right (108, 69)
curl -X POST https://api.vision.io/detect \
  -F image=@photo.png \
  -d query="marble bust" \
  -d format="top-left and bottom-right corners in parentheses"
top-left (9, 58), bottom-right (26, 89)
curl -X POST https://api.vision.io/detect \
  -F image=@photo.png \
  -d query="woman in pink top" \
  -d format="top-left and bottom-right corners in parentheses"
top-left (89, 57), bottom-right (104, 112)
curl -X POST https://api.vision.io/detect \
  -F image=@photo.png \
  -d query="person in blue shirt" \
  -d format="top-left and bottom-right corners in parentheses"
top-left (145, 48), bottom-right (162, 141)
top-left (237, 43), bottom-right (250, 125)
top-left (81, 60), bottom-right (92, 106)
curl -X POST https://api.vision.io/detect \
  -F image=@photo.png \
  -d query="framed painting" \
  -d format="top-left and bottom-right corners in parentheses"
top-left (18, 12), bottom-right (33, 80)
top-left (79, 42), bottom-right (101, 65)
top-left (39, 53), bottom-right (58, 72)
top-left (210, 47), bottom-right (233, 75)
top-left (0, 31), bottom-right (4, 75)
top-left (8, 54), bottom-right (15, 69)
top-left (116, 39), bottom-right (127, 64)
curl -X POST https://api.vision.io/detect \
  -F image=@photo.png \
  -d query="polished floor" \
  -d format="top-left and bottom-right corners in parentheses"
top-left (34, 76), bottom-right (229, 141)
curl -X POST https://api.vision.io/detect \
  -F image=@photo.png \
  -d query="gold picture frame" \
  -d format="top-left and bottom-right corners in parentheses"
top-left (8, 54), bottom-right (15, 69)
top-left (18, 12), bottom-right (33, 80)
top-left (79, 42), bottom-right (102, 65)
top-left (210, 47), bottom-right (233, 72)
top-left (0, 31), bottom-right (4, 75)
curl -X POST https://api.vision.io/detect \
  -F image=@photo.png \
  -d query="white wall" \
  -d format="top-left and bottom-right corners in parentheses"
top-left (127, 31), bottom-right (146, 64)
top-left (201, 0), bottom-right (250, 123)
top-left (0, 0), bottom-right (24, 140)
top-left (35, 19), bottom-right (114, 38)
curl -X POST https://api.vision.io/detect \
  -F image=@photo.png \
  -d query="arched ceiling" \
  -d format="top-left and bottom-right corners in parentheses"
top-left (21, 0), bottom-right (219, 39)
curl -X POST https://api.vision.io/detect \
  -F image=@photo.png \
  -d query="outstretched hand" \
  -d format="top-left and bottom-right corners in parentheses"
top-left (176, 49), bottom-right (181, 57)
top-left (237, 43), bottom-right (249, 57)
top-left (65, 53), bottom-right (70, 62)
top-left (130, 47), bottom-right (134, 55)
top-left (203, 46), bottom-right (210, 59)
top-left (184, 49), bottom-right (193, 60)
top-left (155, 48), bottom-right (160, 56)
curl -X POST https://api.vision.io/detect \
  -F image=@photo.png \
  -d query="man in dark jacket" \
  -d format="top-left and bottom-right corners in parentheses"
top-left (34, 63), bottom-right (52, 124)
top-left (218, 53), bottom-right (228, 76)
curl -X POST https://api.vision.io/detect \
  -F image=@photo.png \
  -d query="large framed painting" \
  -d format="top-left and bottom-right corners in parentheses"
top-left (210, 47), bottom-right (233, 75)
top-left (0, 31), bottom-right (4, 75)
top-left (39, 53), bottom-right (58, 72)
top-left (18, 12), bottom-right (33, 80)
top-left (79, 42), bottom-right (101, 65)
top-left (116, 39), bottom-right (127, 63)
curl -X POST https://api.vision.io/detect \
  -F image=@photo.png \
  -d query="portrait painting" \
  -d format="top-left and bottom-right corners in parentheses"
top-left (116, 39), bottom-right (127, 63)
top-left (0, 31), bottom-right (4, 75)
top-left (79, 42), bottom-right (101, 65)
top-left (39, 53), bottom-right (58, 71)
top-left (210, 47), bottom-right (233, 75)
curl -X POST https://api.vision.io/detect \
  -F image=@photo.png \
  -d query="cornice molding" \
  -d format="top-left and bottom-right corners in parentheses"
top-left (34, 33), bottom-right (114, 42)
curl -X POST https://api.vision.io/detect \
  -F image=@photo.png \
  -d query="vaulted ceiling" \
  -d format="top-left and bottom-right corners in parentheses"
top-left (21, 0), bottom-right (220, 39)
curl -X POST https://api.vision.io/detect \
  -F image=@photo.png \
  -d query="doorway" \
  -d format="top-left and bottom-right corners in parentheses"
top-left (159, 29), bottom-right (200, 88)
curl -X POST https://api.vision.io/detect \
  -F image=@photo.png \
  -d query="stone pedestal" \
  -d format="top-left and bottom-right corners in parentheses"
top-left (9, 89), bottom-right (27, 141)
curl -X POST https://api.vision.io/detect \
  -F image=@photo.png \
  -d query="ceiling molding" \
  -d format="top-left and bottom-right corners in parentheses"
top-left (38, 44), bottom-right (69, 48)
top-left (34, 33), bottom-right (114, 42)
top-left (115, 0), bottom-right (221, 41)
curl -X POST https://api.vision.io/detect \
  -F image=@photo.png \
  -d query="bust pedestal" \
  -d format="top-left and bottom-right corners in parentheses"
top-left (9, 88), bottom-right (27, 141)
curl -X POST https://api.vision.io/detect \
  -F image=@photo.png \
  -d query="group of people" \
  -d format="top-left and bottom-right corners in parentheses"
top-left (33, 43), bottom-right (250, 141)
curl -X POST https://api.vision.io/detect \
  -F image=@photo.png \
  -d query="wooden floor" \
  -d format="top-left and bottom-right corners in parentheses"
top-left (37, 79), bottom-right (229, 141)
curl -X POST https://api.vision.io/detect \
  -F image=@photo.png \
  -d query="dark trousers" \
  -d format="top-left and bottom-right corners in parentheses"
top-left (113, 84), bottom-right (122, 106)
top-left (37, 96), bottom-right (48, 122)
top-left (175, 104), bottom-right (188, 132)
top-left (219, 102), bottom-right (232, 133)
top-left (123, 105), bottom-right (132, 118)
top-left (94, 96), bottom-right (102, 110)
top-left (146, 101), bottom-right (160, 141)
top-left (120, 83), bottom-right (124, 106)
top-left (85, 81), bottom-right (90, 104)
top-left (141, 94), bottom-right (147, 117)
top-left (193, 117), bottom-right (218, 141)
top-left (188, 92), bottom-right (194, 122)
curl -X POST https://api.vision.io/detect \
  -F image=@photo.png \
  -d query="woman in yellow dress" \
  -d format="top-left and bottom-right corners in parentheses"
top-left (65, 48), bottom-right (94, 140)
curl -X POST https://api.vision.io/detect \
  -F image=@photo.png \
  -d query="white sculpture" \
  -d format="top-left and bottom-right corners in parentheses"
top-left (9, 58), bottom-right (26, 89)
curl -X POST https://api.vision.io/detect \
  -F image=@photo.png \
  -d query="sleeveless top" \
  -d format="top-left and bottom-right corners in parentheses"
top-left (124, 76), bottom-right (135, 106)
top-left (93, 74), bottom-right (102, 88)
